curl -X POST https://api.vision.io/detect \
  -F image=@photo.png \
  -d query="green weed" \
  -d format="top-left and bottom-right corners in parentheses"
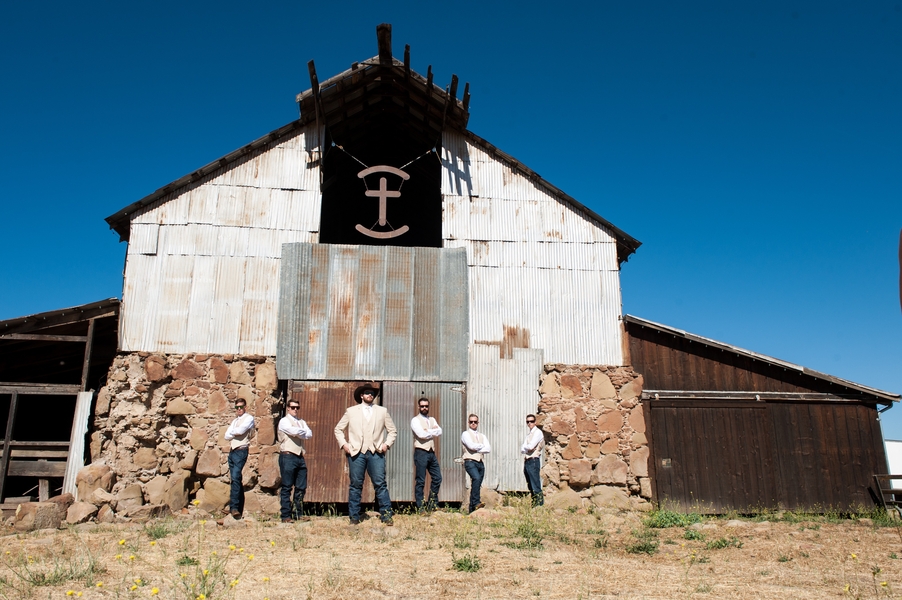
top-left (451, 553), bottom-right (481, 572)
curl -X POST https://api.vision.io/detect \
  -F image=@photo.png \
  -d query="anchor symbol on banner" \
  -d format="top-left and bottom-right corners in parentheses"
top-left (355, 166), bottom-right (410, 239)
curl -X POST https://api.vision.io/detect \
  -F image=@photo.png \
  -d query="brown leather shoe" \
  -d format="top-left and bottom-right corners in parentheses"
top-left (281, 518), bottom-right (294, 523)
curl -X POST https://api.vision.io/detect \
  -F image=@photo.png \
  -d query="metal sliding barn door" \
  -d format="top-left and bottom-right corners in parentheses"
top-left (382, 382), bottom-right (466, 503)
top-left (290, 381), bottom-right (374, 503)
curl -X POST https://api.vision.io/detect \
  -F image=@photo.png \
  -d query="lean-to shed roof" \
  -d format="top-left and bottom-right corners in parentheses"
top-left (624, 314), bottom-right (900, 405)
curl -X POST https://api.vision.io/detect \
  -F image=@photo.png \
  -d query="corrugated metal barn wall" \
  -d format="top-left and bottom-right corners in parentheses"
top-left (440, 130), bottom-right (624, 367)
top-left (468, 345), bottom-right (544, 492)
top-left (277, 244), bottom-right (468, 382)
top-left (120, 124), bottom-right (323, 354)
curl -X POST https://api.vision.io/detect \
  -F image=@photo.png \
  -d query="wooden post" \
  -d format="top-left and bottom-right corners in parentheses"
top-left (80, 318), bottom-right (96, 392)
top-left (0, 391), bottom-right (18, 502)
top-left (38, 479), bottom-right (49, 502)
top-left (377, 23), bottom-right (392, 66)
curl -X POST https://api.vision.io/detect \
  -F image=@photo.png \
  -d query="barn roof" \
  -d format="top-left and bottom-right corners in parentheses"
top-left (624, 314), bottom-right (900, 404)
top-left (105, 25), bottom-right (640, 263)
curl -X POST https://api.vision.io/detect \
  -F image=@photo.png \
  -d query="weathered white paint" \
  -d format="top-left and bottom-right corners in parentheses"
top-left (120, 125), bottom-right (322, 354)
top-left (442, 130), bottom-right (624, 366)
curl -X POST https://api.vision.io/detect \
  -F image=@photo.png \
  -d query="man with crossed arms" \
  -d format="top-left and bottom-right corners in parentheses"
top-left (334, 384), bottom-right (397, 525)
top-left (410, 397), bottom-right (443, 512)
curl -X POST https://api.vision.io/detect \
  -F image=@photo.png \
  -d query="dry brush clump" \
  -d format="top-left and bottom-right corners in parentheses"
top-left (0, 504), bottom-right (900, 599)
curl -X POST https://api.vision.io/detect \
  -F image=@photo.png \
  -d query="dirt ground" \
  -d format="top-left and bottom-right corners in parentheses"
top-left (1, 501), bottom-right (901, 599)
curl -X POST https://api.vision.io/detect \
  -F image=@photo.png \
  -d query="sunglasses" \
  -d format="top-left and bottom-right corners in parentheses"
top-left (469, 420), bottom-right (479, 424)
top-left (526, 419), bottom-right (535, 424)
top-left (288, 405), bottom-right (299, 410)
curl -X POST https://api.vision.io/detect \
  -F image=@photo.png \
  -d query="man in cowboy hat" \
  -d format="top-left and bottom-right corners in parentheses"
top-left (334, 384), bottom-right (397, 525)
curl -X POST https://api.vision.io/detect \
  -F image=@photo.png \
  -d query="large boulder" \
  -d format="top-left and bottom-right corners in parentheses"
top-left (198, 479), bottom-right (230, 513)
top-left (15, 502), bottom-right (62, 531)
top-left (66, 502), bottom-right (98, 524)
top-left (46, 493), bottom-right (75, 520)
top-left (76, 464), bottom-right (115, 502)
top-left (164, 470), bottom-right (192, 512)
top-left (591, 455), bottom-right (628, 486)
top-left (116, 484), bottom-right (145, 512)
top-left (89, 488), bottom-right (116, 507)
top-left (123, 504), bottom-right (168, 521)
top-left (144, 476), bottom-right (168, 506)
top-left (546, 487), bottom-right (583, 510)
top-left (254, 362), bottom-right (278, 392)
top-left (196, 448), bottom-right (222, 477)
top-left (590, 485), bottom-right (632, 511)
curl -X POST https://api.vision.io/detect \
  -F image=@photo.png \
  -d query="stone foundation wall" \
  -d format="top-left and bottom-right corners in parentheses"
top-left (89, 352), bottom-right (283, 516)
top-left (538, 364), bottom-right (652, 511)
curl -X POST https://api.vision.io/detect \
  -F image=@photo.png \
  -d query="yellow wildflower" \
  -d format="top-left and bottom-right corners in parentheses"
top-left (77, 594), bottom-right (83, 598)
top-left (130, 585), bottom-right (138, 591)
top-left (230, 579), bottom-right (239, 588)
top-left (850, 553), bottom-right (857, 560)
top-left (239, 547), bottom-right (244, 553)
top-left (151, 588), bottom-right (159, 596)
top-left (129, 555), bottom-right (136, 561)
top-left (247, 554), bottom-right (254, 561)
top-left (96, 582), bottom-right (104, 588)
top-left (270, 540), bottom-right (275, 547)
top-left (119, 539), bottom-right (126, 545)
top-left (115, 554), bottom-right (122, 560)
top-left (180, 573), bottom-right (187, 578)
top-left (881, 581), bottom-right (888, 587)
top-left (229, 544), bottom-right (236, 551)
top-left (197, 595), bottom-right (206, 600)
top-left (135, 578), bottom-right (142, 584)
top-left (192, 499), bottom-right (200, 506)
top-left (262, 576), bottom-right (270, 582)
top-left (199, 519), bottom-right (207, 525)
top-left (203, 569), bottom-right (209, 576)
top-left (66, 592), bottom-right (75, 597)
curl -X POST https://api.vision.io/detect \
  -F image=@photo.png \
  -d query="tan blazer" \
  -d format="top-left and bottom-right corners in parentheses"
top-left (334, 404), bottom-right (398, 455)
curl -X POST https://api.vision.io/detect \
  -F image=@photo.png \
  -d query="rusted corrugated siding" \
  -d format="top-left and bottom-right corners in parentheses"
top-left (440, 130), bottom-right (625, 366)
top-left (383, 382), bottom-right (466, 502)
top-left (468, 345), bottom-right (544, 492)
top-left (291, 380), bottom-right (374, 503)
top-left (277, 243), bottom-right (469, 382)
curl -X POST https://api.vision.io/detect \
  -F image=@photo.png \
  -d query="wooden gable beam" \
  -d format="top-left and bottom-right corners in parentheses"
top-left (377, 23), bottom-right (392, 66)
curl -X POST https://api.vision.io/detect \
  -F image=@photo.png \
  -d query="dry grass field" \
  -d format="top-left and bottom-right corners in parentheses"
top-left (1, 499), bottom-right (901, 599)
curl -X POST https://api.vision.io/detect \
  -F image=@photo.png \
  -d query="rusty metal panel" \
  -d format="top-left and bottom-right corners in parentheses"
top-left (383, 381), bottom-right (415, 501)
top-left (277, 244), bottom-right (469, 382)
top-left (383, 382), bottom-right (466, 503)
top-left (382, 248), bottom-right (415, 379)
top-left (412, 248), bottom-right (440, 381)
top-left (468, 345), bottom-right (544, 492)
top-left (291, 380), bottom-right (374, 503)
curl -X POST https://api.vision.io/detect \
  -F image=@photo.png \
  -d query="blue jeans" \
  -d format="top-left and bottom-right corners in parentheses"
top-left (227, 447), bottom-right (249, 515)
top-left (524, 457), bottom-right (543, 506)
top-left (348, 451), bottom-right (392, 521)
top-left (278, 452), bottom-right (308, 520)
top-left (464, 459), bottom-right (485, 512)
top-left (414, 449), bottom-right (442, 509)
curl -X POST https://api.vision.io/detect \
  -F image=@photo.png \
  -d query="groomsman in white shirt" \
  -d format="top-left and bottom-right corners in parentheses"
top-left (224, 400), bottom-right (254, 519)
top-left (277, 400), bottom-right (313, 522)
top-left (410, 397), bottom-right (443, 512)
top-left (521, 414), bottom-right (545, 506)
top-left (460, 413), bottom-right (491, 512)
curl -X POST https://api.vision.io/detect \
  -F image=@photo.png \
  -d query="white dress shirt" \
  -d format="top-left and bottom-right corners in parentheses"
top-left (224, 413), bottom-right (255, 449)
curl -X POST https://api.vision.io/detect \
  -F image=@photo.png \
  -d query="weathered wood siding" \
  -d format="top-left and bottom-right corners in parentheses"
top-left (629, 323), bottom-right (848, 394)
top-left (120, 125), bottom-right (323, 354)
top-left (648, 399), bottom-right (887, 512)
top-left (441, 131), bottom-right (624, 366)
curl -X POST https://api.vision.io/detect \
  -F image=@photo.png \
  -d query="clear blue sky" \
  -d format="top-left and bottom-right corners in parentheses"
top-left (2, 2), bottom-right (900, 437)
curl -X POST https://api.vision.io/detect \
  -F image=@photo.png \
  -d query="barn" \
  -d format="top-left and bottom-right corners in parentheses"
top-left (2, 25), bottom-right (896, 517)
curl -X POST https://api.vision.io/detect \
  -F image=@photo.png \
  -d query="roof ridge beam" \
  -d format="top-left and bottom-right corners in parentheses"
top-left (377, 23), bottom-right (392, 66)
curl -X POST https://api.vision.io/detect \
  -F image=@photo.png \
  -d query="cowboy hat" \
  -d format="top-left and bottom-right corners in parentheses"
top-left (353, 383), bottom-right (381, 403)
